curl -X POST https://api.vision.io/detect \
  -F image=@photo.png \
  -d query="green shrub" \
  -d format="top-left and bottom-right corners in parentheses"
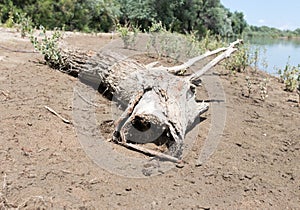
top-left (198, 31), bottom-right (225, 52)
top-left (5, 11), bottom-right (14, 28)
top-left (245, 76), bottom-right (252, 97)
top-left (259, 78), bottom-right (268, 100)
top-left (277, 58), bottom-right (300, 92)
top-left (117, 23), bottom-right (139, 49)
top-left (30, 26), bottom-right (63, 69)
top-left (248, 46), bottom-right (268, 71)
top-left (224, 44), bottom-right (250, 73)
top-left (15, 12), bottom-right (34, 38)
top-left (146, 21), bottom-right (165, 57)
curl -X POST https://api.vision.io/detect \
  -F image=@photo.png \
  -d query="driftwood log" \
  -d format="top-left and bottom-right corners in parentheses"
top-left (48, 39), bottom-right (242, 162)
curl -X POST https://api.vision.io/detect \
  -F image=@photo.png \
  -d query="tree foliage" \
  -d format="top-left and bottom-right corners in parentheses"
top-left (0, 0), bottom-right (249, 36)
top-left (0, 0), bottom-right (120, 32)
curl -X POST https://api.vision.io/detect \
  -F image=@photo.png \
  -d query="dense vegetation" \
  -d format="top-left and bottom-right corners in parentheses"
top-left (2, 0), bottom-right (299, 38)
top-left (0, 0), bottom-right (247, 37)
top-left (245, 25), bottom-right (300, 38)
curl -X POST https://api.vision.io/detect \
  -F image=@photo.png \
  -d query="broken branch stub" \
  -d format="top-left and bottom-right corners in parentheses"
top-left (48, 39), bottom-right (242, 160)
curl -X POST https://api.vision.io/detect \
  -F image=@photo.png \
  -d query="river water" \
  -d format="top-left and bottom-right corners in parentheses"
top-left (246, 36), bottom-right (300, 75)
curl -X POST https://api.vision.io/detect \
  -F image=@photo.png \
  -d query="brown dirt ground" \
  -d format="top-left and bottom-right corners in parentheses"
top-left (0, 28), bottom-right (299, 209)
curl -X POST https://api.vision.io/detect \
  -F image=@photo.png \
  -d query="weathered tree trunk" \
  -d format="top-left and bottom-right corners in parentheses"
top-left (51, 39), bottom-right (243, 161)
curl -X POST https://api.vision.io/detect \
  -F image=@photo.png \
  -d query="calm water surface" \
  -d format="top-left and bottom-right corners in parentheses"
top-left (246, 37), bottom-right (300, 75)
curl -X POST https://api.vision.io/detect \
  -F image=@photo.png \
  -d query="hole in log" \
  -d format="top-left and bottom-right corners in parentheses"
top-left (126, 128), bottom-right (173, 149)
top-left (125, 117), bottom-right (175, 150)
top-left (131, 116), bottom-right (151, 132)
top-left (153, 129), bottom-right (171, 146)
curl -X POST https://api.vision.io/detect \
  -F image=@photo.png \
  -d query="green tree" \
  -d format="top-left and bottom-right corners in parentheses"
top-left (154, 0), bottom-right (183, 30)
top-left (203, 6), bottom-right (233, 36)
top-left (231, 11), bottom-right (247, 35)
top-left (118, 0), bottom-right (157, 29)
top-left (89, 0), bottom-right (121, 32)
top-left (0, 0), bottom-right (19, 24)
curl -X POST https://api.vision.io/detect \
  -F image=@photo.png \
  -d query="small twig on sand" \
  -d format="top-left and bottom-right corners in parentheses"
top-left (199, 206), bottom-right (210, 210)
top-left (2, 173), bottom-right (7, 192)
top-left (0, 90), bottom-right (9, 98)
top-left (118, 142), bottom-right (182, 163)
top-left (44, 106), bottom-right (71, 124)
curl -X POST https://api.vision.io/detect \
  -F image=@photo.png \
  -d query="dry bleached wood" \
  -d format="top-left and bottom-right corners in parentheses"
top-left (45, 106), bottom-right (71, 124)
top-left (51, 39), bottom-right (242, 160)
top-left (118, 142), bottom-right (182, 163)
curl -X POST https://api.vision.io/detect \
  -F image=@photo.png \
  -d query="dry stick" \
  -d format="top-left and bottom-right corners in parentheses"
top-left (167, 47), bottom-right (228, 73)
top-left (145, 61), bottom-right (160, 69)
top-left (2, 173), bottom-right (6, 191)
top-left (119, 142), bottom-right (181, 163)
top-left (188, 39), bottom-right (243, 84)
top-left (0, 90), bottom-right (9, 98)
top-left (150, 47), bottom-right (228, 74)
top-left (44, 106), bottom-right (71, 124)
top-left (150, 39), bottom-right (242, 74)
